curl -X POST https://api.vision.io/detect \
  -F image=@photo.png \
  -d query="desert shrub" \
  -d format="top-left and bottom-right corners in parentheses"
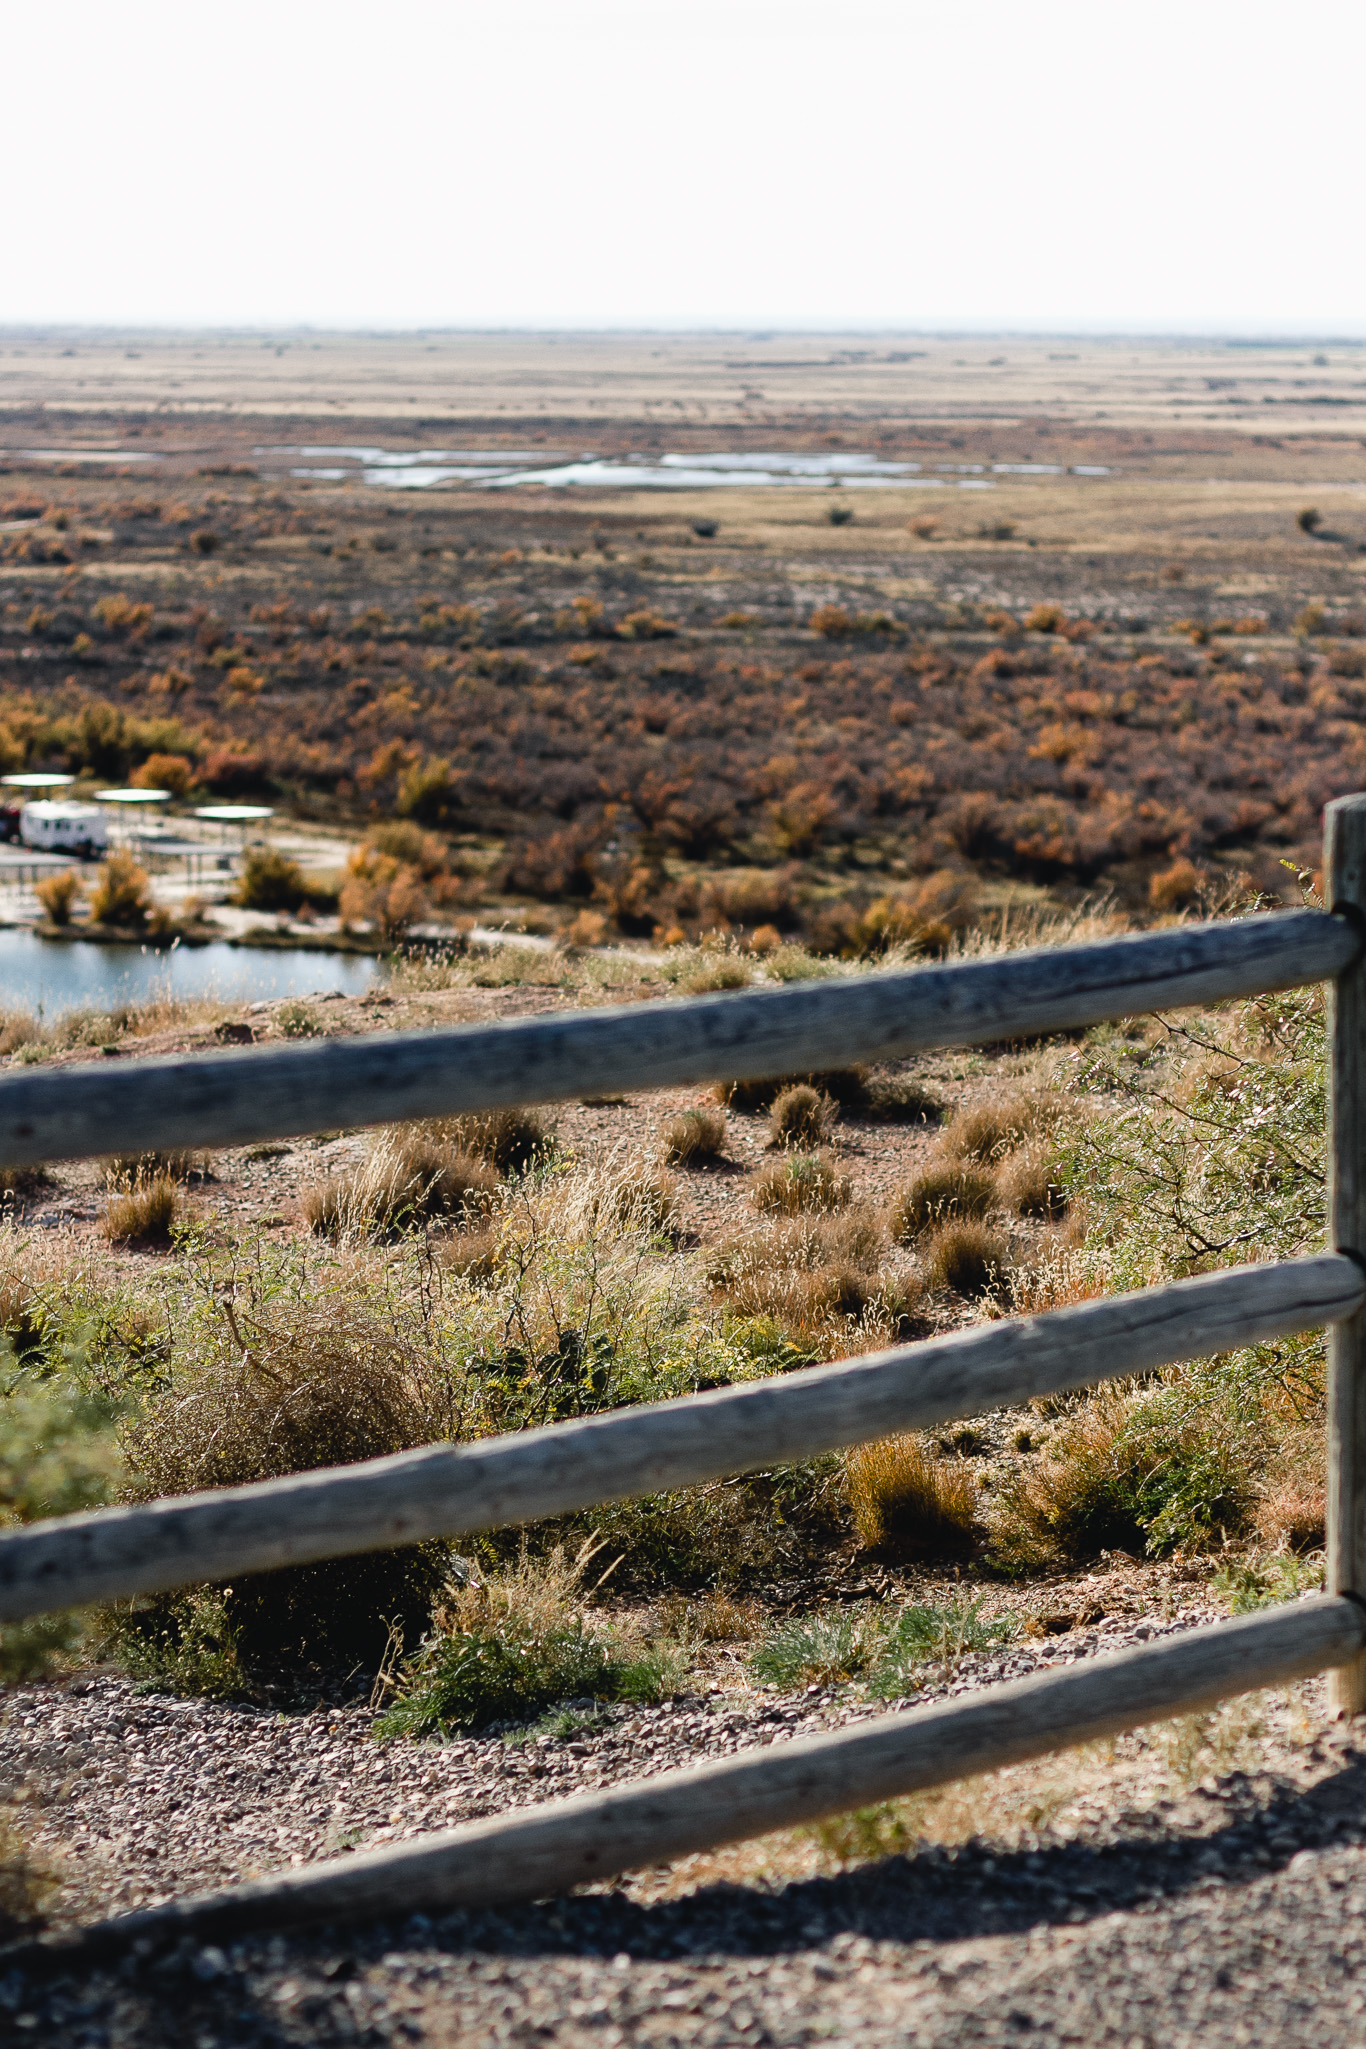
top-left (750, 1151), bottom-right (851, 1216)
top-left (120, 1259), bottom-right (458, 1667)
top-left (131, 751), bottom-right (194, 797)
top-left (0, 1014), bottom-right (43, 1058)
top-left (924, 1221), bottom-right (1008, 1296)
top-left (592, 1162), bottom-right (681, 1235)
top-left (661, 1104), bottom-right (728, 1165)
top-left (34, 868), bottom-right (81, 926)
top-left (541, 1457), bottom-right (848, 1596)
top-left (844, 1435), bottom-right (978, 1561)
top-left (304, 1130), bottom-right (497, 1240)
top-left (890, 1166), bottom-right (995, 1239)
top-left (994, 1390), bottom-right (1255, 1563)
top-left (752, 1609), bottom-right (884, 1688)
top-left (767, 1084), bottom-right (836, 1150)
top-left (235, 846), bottom-right (307, 912)
top-left (427, 1107), bottom-right (552, 1173)
top-left (101, 1173), bottom-right (180, 1246)
top-left (89, 850), bottom-right (154, 929)
top-left (1297, 507), bottom-right (1322, 534)
top-left (376, 1544), bottom-right (672, 1736)
top-left (942, 1093), bottom-right (1048, 1164)
top-left (750, 1595), bottom-right (1010, 1693)
top-left (1150, 857), bottom-right (1200, 911)
top-left (864, 1597), bottom-right (1015, 1698)
top-left (103, 1148), bottom-right (203, 1187)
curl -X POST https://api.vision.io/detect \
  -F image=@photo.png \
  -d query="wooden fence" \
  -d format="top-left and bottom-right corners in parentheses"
top-left (4, 793), bottom-right (1366, 1966)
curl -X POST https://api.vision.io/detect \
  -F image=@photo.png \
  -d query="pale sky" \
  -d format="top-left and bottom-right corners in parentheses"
top-left (5, 0), bottom-right (1362, 334)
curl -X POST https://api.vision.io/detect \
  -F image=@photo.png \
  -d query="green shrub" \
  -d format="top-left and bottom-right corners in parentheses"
top-left (376, 1544), bottom-right (675, 1735)
top-left (234, 847), bottom-right (307, 913)
top-left (865, 1598), bottom-right (1015, 1698)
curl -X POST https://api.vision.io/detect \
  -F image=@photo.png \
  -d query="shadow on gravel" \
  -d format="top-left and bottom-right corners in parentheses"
top-left (11, 1757), bottom-right (1366, 2045)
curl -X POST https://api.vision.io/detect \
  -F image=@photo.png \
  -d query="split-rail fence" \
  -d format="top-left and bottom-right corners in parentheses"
top-left (4, 793), bottom-right (1366, 1965)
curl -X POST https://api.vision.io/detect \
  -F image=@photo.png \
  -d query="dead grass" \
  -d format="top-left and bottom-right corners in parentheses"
top-left (844, 1435), bottom-right (978, 1561)
top-left (889, 1165), bottom-right (995, 1239)
top-left (942, 1092), bottom-right (1050, 1164)
top-left (661, 1103), bottom-right (728, 1165)
top-left (997, 1140), bottom-right (1068, 1220)
top-left (709, 1209), bottom-right (915, 1346)
top-left (424, 1107), bottom-right (552, 1173)
top-left (749, 1150), bottom-right (852, 1216)
top-left (304, 1130), bottom-right (497, 1240)
top-left (102, 1148), bottom-right (206, 1187)
top-left (923, 1220), bottom-right (1009, 1296)
top-left (767, 1084), bottom-right (836, 1150)
top-left (100, 1172), bottom-right (180, 1246)
top-left (590, 1161), bottom-right (682, 1235)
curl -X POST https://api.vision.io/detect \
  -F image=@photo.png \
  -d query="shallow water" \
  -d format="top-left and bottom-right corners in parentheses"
top-left (0, 930), bottom-right (378, 1021)
top-left (259, 443), bottom-right (1113, 493)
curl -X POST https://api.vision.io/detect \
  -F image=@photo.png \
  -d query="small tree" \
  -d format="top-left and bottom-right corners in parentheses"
top-left (89, 851), bottom-right (153, 930)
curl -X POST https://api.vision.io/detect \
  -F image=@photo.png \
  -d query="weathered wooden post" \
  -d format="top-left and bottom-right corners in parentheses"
top-left (1327, 793), bottom-right (1366, 1714)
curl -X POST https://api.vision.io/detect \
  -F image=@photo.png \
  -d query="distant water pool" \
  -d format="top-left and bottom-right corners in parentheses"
top-left (0, 930), bottom-right (379, 1021)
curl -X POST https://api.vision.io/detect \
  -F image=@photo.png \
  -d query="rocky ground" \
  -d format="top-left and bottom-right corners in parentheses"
top-left (0, 1585), bottom-right (1360, 2046)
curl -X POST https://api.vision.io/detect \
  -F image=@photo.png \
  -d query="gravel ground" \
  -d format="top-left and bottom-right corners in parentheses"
top-left (3, 1596), bottom-right (1365, 2044)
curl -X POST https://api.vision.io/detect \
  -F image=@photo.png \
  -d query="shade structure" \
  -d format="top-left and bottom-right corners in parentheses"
top-left (1, 772), bottom-right (75, 789)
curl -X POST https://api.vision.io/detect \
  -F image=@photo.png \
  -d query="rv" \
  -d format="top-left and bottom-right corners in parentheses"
top-left (19, 802), bottom-right (109, 858)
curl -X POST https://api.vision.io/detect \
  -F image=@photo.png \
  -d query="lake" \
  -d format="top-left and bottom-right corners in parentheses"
top-left (0, 930), bottom-right (379, 1020)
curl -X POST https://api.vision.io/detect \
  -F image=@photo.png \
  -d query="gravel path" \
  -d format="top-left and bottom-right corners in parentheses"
top-left (3, 1599), bottom-right (1366, 2044)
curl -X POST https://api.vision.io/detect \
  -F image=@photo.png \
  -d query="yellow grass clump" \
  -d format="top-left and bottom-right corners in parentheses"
top-left (844, 1435), bottom-right (978, 1561)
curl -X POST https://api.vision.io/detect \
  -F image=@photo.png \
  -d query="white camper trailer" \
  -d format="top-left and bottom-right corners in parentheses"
top-left (19, 801), bottom-right (109, 858)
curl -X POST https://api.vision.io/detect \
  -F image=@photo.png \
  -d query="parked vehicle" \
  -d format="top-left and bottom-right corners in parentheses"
top-left (18, 801), bottom-right (109, 858)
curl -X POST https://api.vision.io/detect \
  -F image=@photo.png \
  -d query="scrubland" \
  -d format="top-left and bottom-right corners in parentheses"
top-left (0, 381), bottom-right (1361, 1980)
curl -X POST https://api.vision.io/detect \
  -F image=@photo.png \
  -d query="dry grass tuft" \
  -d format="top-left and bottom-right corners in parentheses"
top-left (425, 1107), bottom-right (552, 1173)
top-left (767, 1085), bottom-right (836, 1150)
top-left (889, 1165), bottom-right (995, 1240)
top-left (749, 1150), bottom-right (851, 1216)
top-left (304, 1129), bottom-right (498, 1240)
top-left (942, 1093), bottom-right (1049, 1165)
top-left (923, 1220), bottom-right (1008, 1296)
top-left (101, 1172), bottom-right (180, 1246)
top-left (103, 1149), bottom-right (206, 1188)
top-left (592, 1162), bottom-right (682, 1235)
top-left (661, 1103), bottom-right (728, 1165)
top-left (996, 1141), bottom-right (1068, 1221)
top-left (845, 1435), bottom-right (979, 1561)
top-left (709, 1209), bottom-right (912, 1344)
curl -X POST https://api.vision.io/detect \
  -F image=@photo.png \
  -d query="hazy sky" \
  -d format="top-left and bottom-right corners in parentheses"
top-left (7, 0), bottom-right (1361, 334)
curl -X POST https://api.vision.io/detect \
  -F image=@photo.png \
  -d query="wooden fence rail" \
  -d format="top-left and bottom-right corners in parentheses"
top-left (0, 907), bottom-right (1354, 1168)
top-left (4, 806), bottom-right (1366, 1962)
